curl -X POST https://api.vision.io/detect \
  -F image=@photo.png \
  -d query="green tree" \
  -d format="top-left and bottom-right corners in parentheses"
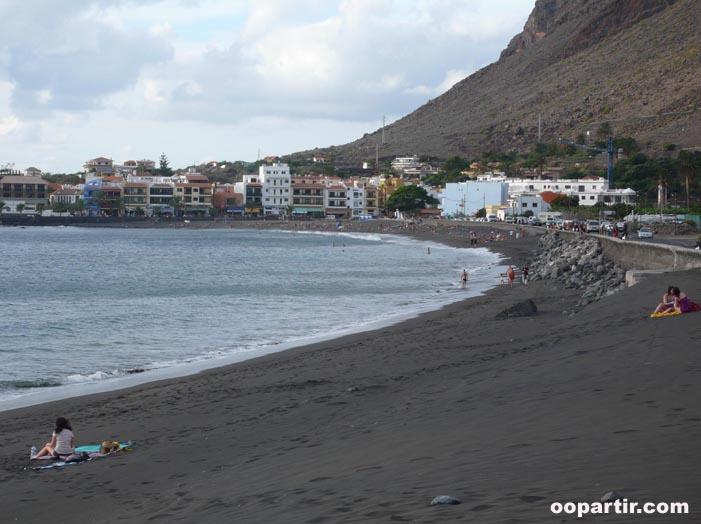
top-left (71, 199), bottom-right (85, 216)
top-left (597, 122), bottom-right (612, 140)
top-left (51, 201), bottom-right (70, 213)
top-left (16, 203), bottom-right (26, 214)
top-left (0, 199), bottom-right (5, 213)
top-left (158, 153), bottom-right (173, 177)
top-left (550, 195), bottom-right (579, 210)
top-left (384, 185), bottom-right (438, 215)
top-left (171, 196), bottom-right (184, 216)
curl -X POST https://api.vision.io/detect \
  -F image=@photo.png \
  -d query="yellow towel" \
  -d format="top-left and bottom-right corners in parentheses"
top-left (650, 311), bottom-right (681, 318)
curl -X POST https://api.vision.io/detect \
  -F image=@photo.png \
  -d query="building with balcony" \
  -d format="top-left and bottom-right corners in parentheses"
top-left (83, 157), bottom-right (114, 177)
top-left (213, 185), bottom-right (243, 215)
top-left (123, 183), bottom-right (148, 214)
top-left (325, 184), bottom-right (349, 218)
top-left (291, 176), bottom-right (325, 217)
top-left (0, 175), bottom-right (49, 213)
top-left (259, 163), bottom-right (291, 216)
top-left (148, 184), bottom-right (174, 215)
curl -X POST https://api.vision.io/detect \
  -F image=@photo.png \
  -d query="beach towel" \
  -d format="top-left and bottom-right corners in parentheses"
top-left (650, 300), bottom-right (700, 318)
top-left (29, 441), bottom-right (135, 470)
top-left (650, 311), bottom-right (681, 318)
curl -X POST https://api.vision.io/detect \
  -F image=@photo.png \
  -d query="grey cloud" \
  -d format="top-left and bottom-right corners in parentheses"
top-left (2, 1), bottom-right (173, 116)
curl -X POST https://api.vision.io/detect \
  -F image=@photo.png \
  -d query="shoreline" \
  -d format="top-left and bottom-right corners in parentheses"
top-left (0, 225), bottom-right (516, 413)
top-left (2, 225), bottom-right (700, 523)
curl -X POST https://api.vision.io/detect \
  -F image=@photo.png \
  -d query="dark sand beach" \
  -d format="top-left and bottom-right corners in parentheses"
top-left (1, 222), bottom-right (700, 523)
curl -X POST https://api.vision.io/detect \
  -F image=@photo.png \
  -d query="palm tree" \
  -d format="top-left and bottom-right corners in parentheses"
top-left (16, 203), bottom-right (25, 214)
top-left (71, 199), bottom-right (85, 216)
top-left (171, 195), bottom-right (184, 217)
top-left (0, 199), bottom-right (5, 214)
top-left (678, 150), bottom-right (698, 210)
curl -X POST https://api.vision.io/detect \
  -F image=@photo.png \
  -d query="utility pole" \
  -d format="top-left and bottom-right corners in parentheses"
top-left (538, 113), bottom-right (542, 143)
top-left (382, 115), bottom-right (386, 144)
top-left (375, 143), bottom-right (379, 173)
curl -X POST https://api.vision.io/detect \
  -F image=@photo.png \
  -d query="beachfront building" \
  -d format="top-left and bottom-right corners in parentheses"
top-left (234, 174), bottom-right (263, 216)
top-left (441, 181), bottom-right (509, 217)
top-left (325, 182), bottom-right (349, 218)
top-left (291, 176), bottom-right (325, 217)
top-left (0, 175), bottom-right (49, 213)
top-left (148, 184), bottom-right (174, 215)
top-left (123, 182), bottom-right (148, 214)
top-left (83, 176), bottom-right (123, 216)
top-left (503, 176), bottom-right (637, 207)
top-left (259, 163), bottom-right (291, 216)
top-left (347, 184), bottom-right (365, 218)
top-left (505, 193), bottom-right (549, 217)
top-left (363, 182), bottom-right (379, 217)
top-left (49, 188), bottom-right (82, 207)
top-left (173, 169), bottom-right (213, 215)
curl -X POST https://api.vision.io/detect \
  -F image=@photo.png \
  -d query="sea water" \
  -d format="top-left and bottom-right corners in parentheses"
top-left (0, 226), bottom-right (505, 411)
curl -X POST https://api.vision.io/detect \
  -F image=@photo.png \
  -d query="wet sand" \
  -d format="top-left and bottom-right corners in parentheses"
top-left (1, 222), bottom-right (700, 523)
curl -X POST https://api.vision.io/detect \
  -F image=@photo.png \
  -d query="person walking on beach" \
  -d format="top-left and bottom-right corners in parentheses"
top-left (460, 269), bottom-right (468, 289)
top-left (33, 417), bottom-right (75, 459)
top-left (522, 265), bottom-right (529, 286)
top-left (507, 266), bottom-right (516, 288)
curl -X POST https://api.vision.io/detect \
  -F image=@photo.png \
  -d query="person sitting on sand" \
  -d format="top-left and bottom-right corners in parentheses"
top-left (653, 287), bottom-right (691, 315)
top-left (33, 417), bottom-right (75, 459)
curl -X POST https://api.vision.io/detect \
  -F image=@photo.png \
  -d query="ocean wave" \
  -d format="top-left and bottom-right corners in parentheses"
top-left (0, 379), bottom-right (63, 390)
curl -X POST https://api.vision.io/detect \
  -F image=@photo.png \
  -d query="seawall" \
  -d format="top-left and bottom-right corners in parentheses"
top-left (550, 229), bottom-right (701, 271)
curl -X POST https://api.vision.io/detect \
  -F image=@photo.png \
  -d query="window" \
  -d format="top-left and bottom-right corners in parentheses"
top-left (532, 203), bottom-right (538, 207)
top-left (522, 203), bottom-right (528, 207)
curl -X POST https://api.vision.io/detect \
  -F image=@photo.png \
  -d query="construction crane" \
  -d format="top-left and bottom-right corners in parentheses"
top-left (559, 137), bottom-right (615, 190)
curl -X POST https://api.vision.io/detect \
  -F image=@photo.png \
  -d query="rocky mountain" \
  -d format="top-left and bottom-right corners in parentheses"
top-left (297, 0), bottom-right (700, 164)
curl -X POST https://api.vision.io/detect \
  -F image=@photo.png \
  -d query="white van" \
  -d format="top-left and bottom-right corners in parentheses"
top-left (486, 214), bottom-right (498, 222)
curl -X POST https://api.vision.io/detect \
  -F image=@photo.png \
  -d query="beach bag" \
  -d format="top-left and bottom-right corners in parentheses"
top-left (100, 441), bottom-right (121, 454)
top-left (65, 452), bottom-right (89, 463)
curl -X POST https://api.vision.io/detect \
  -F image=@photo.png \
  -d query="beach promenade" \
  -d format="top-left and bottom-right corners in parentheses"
top-left (1, 223), bottom-right (699, 523)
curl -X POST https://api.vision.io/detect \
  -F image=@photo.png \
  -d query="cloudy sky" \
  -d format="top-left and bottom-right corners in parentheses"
top-left (0, 0), bottom-right (535, 173)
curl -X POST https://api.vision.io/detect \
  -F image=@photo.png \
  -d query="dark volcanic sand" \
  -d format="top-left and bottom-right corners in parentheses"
top-left (1, 222), bottom-right (699, 523)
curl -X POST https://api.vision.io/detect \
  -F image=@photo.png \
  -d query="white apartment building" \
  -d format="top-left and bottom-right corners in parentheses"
top-left (506, 193), bottom-right (549, 217)
top-left (346, 185), bottom-right (365, 217)
top-left (259, 163), bottom-right (291, 215)
top-left (485, 174), bottom-right (637, 207)
top-left (390, 156), bottom-right (421, 173)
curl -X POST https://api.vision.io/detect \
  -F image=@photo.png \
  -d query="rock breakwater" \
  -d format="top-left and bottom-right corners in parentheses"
top-left (530, 232), bottom-right (626, 308)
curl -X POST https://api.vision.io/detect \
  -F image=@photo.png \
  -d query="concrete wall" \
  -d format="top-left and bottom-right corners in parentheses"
top-left (598, 236), bottom-right (701, 271)
top-left (554, 229), bottom-right (701, 270)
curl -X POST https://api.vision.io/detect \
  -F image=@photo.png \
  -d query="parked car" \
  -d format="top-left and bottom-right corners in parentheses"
top-left (638, 227), bottom-right (654, 239)
top-left (505, 216), bottom-right (515, 224)
top-left (586, 220), bottom-right (600, 233)
top-left (529, 217), bottom-right (542, 226)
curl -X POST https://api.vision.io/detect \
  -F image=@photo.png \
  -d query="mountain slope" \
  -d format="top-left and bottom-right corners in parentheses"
top-left (301, 0), bottom-right (700, 163)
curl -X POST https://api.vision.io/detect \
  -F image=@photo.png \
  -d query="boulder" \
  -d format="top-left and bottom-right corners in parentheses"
top-left (496, 299), bottom-right (538, 319)
top-left (430, 495), bottom-right (462, 506)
